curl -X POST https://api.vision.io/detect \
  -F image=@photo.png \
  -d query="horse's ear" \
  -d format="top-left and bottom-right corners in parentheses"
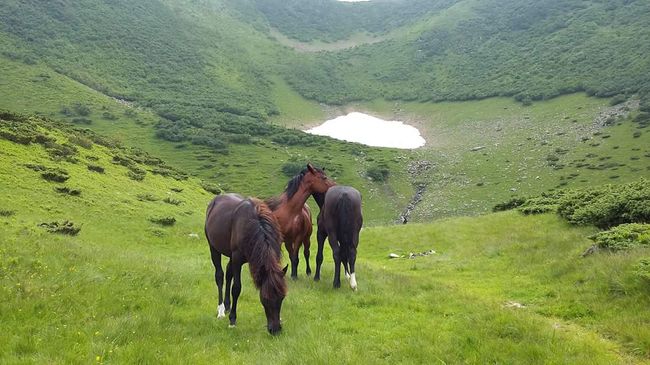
top-left (282, 265), bottom-right (288, 276)
top-left (307, 163), bottom-right (315, 174)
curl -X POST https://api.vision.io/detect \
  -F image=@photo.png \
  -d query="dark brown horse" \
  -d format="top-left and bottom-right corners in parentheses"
top-left (312, 186), bottom-right (363, 290)
top-left (204, 193), bottom-right (288, 335)
top-left (266, 164), bottom-right (335, 279)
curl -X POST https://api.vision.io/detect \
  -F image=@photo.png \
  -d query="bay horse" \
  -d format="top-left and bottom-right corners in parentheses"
top-left (204, 193), bottom-right (288, 335)
top-left (266, 163), bottom-right (335, 279)
top-left (312, 186), bottom-right (363, 290)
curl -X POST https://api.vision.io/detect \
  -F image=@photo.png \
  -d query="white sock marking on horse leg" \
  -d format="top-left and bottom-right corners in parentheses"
top-left (345, 270), bottom-right (350, 281)
top-left (217, 303), bottom-right (226, 318)
top-left (350, 273), bottom-right (357, 290)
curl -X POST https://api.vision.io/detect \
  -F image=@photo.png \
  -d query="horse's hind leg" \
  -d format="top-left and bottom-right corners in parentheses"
top-left (209, 245), bottom-right (226, 318)
top-left (224, 260), bottom-right (233, 312)
top-left (229, 259), bottom-right (243, 328)
top-left (303, 236), bottom-right (312, 276)
top-left (314, 227), bottom-right (327, 281)
top-left (348, 244), bottom-right (358, 291)
top-left (329, 233), bottom-right (342, 289)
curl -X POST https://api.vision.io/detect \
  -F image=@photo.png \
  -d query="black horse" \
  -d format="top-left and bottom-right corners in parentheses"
top-left (204, 193), bottom-right (288, 335)
top-left (312, 185), bottom-right (363, 290)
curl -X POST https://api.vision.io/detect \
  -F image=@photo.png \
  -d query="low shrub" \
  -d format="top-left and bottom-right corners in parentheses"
top-left (163, 197), bottom-right (182, 206)
top-left (137, 193), bottom-right (159, 202)
top-left (54, 186), bottom-right (81, 196)
top-left (127, 168), bottom-right (146, 181)
top-left (149, 216), bottom-right (176, 226)
top-left (0, 209), bottom-right (15, 217)
top-left (87, 164), bottom-right (105, 173)
top-left (201, 181), bottom-right (222, 195)
top-left (493, 197), bottom-right (527, 212)
top-left (41, 168), bottom-right (70, 183)
top-left (367, 164), bottom-right (390, 182)
top-left (589, 224), bottom-right (650, 251)
top-left (557, 180), bottom-right (649, 228)
top-left (635, 259), bottom-right (650, 283)
top-left (39, 220), bottom-right (81, 235)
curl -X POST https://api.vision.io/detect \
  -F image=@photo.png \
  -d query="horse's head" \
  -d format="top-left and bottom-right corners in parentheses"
top-left (260, 264), bottom-right (288, 335)
top-left (304, 163), bottom-right (336, 194)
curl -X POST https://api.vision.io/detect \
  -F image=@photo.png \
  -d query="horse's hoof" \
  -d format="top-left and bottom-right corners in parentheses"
top-left (291, 275), bottom-right (298, 281)
top-left (228, 324), bottom-right (236, 328)
top-left (217, 304), bottom-right (226, 318)
top-left (314, 276), bottom-right (320, 282)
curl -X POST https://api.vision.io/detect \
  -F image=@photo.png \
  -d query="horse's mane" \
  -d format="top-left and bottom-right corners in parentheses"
top-left (265, 166), bottom-right (324, 210)
top-left (247, 198), bottom-right (287, 300)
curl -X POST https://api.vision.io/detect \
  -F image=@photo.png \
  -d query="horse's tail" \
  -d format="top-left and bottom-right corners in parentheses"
top-left (336, 192), bottom-right (353, 249)
top-left (248, 199), bottom-right (287, 299)
top-left (204, 196), bottom-right (219, 245)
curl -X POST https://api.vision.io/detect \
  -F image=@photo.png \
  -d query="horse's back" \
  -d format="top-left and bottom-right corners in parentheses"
top-left (205, 193), bottom-right (245, 256)
top-left (323, 186), bottom-right (362, 240)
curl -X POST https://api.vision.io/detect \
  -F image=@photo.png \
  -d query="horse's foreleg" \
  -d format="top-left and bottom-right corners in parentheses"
top-left (286, 241), bottom-right (299, 280)
top-left (329, 234), bottom-right (341, 289)
top-left (224, 260), bottom-right (233, 312)
top-left (304, 236), bottom-right (312, 276)
top-left (209, 246), bottom-right (226, 318)
top-left (229, 260), bottom-right (243, 328)
top-left (314, 228), bottom-right (327, 281)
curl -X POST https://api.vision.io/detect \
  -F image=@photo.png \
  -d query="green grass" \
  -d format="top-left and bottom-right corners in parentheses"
top-left (351, 94), bottom-right (650, 220)
top-left (1, 114), bottom-right (649, 364)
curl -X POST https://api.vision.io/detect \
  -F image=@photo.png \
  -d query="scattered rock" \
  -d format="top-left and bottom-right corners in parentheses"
top-left (389, 253), bottom-right (401, 259)
top-left (503, 301), bottom-right (526, 309)
top-left (188, 233), bottom-right (200, 239)
top-left (39, 220), bottom-right (81, 235)
top-left (471, 146), bottom-right (486, 152)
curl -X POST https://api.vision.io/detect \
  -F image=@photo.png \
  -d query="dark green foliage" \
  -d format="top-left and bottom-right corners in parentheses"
top-left (609, 95), bottom-right (626, 106)
top-left (492, 197), bottom-right (527, 212)
top-left (163, 197), bottom-right (182, 206)
top-left (241, 0), bottom-right (457, 42)
top-left (589, 224), bottom-right (650, 251)
top-left (68, 135), bottom-right (93, 149)
top-left (54, 186), bottom-right (81, 196)
top-left (518, 191), bottom-right (566, 215)
top-left (281, 0), bottom-right (650, 105)
top-left (39, 220), bottom-right (81, 235)
top-left (201, 181), bottom-right (222, 195)
top-left (0, 209), bottom-right (15, 217)
top-left (557, 180), bottom-right (650, 229)
top-left (149, 216), bottom-right (176, 226)
top-left (73, 103), bottom-right (91, 116)
top-left (127, 168), bottom-right (146, 181)
top-left (101, 112), bottom-right (117, 120)
top-left (281, 161), bottom-right (305, 177)
top-left (636, 259), bottom-right (650, 283)
top-left (87, 164), bottom-right (104, 173)
top-left (367, 164), bottom-right (390, 182)
top-left (40, 168), bottom-right (69, 183)
top-left (136, 193), bottom-right (159, 202)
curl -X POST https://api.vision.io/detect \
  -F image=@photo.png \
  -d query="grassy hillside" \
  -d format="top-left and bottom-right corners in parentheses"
top-left (1, 114), bottom-right (649, 363)
top-left (277, 0), bottom-right (650, 105)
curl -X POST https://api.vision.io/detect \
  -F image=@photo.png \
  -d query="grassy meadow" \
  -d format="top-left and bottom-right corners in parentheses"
top-left (1, 114), bottom-right (649, 364)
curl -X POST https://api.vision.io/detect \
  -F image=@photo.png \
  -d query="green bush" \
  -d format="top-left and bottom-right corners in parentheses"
top-left (635, 259), bottom-right (650, 283)
top-left (41, 168), bottom-right (70, 183)
top-left (39, 220), bottom-right (81, 235)
top-left (557, 180), bottom-right (650, 228)
top-left (149, 216), bottom-right (176, 226)
top-left (0, 209), bottom-right (15, 217)
top-left (201, 181), bottom-right (223, 195)
top-left (589, 224), bottom-right (650, 251)
top-left (87, 164), bottom-right (105, 173)
top-left (366, 164), bottom-right (390, 182)
top-left (493, 197), bottom-right (527, 212)
top-left (281, 161), bottom-right (305, 177)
